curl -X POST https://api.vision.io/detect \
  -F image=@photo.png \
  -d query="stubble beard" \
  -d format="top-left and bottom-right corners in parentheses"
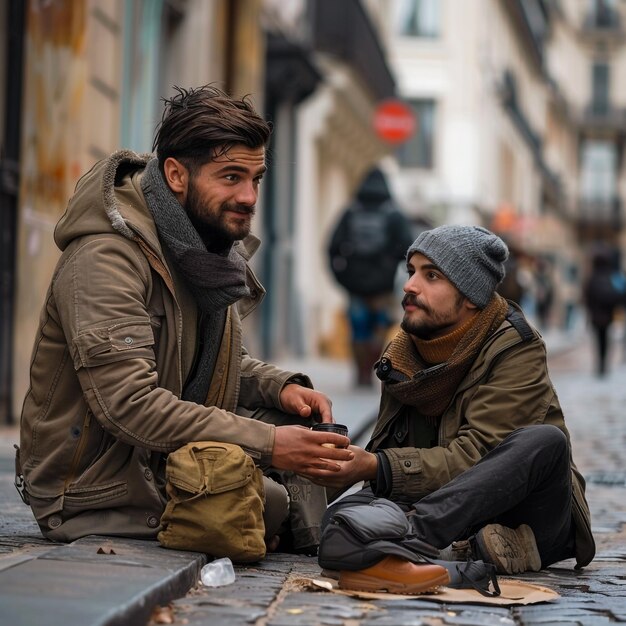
top-left (185, 182), bottom-right (254, 251)
top-left (401, 313), bottom-right (441, 340)
top-left (400, 293), bottom-right (465, 339)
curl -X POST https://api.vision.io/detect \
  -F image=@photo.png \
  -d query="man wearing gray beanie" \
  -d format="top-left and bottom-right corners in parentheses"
top-left (314, 225), bottom-right (593, 589)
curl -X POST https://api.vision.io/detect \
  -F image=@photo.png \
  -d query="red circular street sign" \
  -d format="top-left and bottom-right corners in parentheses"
top-left (373, 99), bottom-right (416, 144)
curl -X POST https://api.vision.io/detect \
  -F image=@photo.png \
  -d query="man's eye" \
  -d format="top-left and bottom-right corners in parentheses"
top-left (225, 174), bottom-right (239, 182)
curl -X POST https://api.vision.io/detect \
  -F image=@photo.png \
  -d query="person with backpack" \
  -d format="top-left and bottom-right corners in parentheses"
top-left (583, 245), bottom-right (623, 376)
top-left (328, 168), bottom-right (414, 386)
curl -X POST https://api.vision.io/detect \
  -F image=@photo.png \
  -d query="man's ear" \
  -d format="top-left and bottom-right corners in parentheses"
top-left (464, 299), bottom-right (479, 312)
top-left (162, 157), bottom-right (188, 200)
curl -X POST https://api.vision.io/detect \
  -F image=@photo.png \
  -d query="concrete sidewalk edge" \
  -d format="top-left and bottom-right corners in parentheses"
top-left (0, 536), bottom-right (207, 626)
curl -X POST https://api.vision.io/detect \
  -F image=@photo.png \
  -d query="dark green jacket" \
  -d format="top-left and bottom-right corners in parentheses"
top-left (368, 307), bottom-right (595, 568)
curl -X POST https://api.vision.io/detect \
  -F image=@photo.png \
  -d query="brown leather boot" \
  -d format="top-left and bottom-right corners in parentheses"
top-left (338, 556), bottom-right (450, 594)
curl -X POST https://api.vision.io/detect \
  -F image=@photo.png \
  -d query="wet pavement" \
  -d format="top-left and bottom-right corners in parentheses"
top-left (0, 327), bottom-right (625, 625)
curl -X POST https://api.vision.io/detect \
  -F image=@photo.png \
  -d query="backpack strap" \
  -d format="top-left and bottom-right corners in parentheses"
top-left (506, 304), bottom-right (535, 342)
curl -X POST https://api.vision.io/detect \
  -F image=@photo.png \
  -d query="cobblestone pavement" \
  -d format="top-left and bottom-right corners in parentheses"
top-left (1, 331), bottom-right (625, 625)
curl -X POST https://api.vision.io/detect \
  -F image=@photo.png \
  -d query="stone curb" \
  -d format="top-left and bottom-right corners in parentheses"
top-left (0, 536), bottom-right (206, 626)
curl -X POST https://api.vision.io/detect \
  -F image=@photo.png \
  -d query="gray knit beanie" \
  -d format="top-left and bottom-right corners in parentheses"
top-left (406, 225), bottom-right (508, 308)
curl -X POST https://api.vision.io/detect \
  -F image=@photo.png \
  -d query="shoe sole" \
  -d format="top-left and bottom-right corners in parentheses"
top-left (338, 569), bottom-right (450, 595)
top-left (478, 524), bottom-right (541, 574)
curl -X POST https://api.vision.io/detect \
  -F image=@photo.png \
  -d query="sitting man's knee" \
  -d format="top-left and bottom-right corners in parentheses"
top-left (514, 424), bottom-right (567, 453)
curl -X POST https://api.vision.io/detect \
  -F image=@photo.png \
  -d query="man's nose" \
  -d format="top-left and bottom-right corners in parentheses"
top-left (404, 275), bottom-right (421, 294)
top-left (236, 181), bottom-right (258, 207)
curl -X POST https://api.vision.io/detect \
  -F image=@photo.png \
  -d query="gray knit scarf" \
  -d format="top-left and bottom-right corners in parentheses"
top-left (141, 158), bottom-right (250, 404)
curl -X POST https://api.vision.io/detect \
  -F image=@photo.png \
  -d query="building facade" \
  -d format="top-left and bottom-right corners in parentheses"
top-left (384, 0), bottom-right (625, 328)
top-left (7, 1), bottom-right (618, 423)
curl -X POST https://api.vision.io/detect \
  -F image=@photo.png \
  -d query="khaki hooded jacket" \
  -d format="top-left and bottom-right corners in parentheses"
top-left (19, 150), bottom-right (307, 541)
top-left (367, 309), bottom-right (595, 569)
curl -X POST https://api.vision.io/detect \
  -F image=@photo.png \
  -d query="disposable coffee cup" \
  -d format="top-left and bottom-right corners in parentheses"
top-left (311, 422), bottom-right (349, 448)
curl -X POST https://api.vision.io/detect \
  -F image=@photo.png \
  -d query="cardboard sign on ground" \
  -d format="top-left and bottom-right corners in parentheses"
top-left (305, 576), bottom-right (559, 606)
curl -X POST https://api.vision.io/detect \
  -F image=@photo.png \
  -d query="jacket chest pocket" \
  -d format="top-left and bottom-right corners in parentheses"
top-left (72, 318), bottom-right (155, 369)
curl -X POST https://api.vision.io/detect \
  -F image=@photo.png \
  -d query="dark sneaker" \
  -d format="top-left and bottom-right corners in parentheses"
top-left (475, 524), bottom-right (541, 574)
top-left (339, 556), bottom-right (450, 594)
top-left (437, 539), bottom-right (472, 562)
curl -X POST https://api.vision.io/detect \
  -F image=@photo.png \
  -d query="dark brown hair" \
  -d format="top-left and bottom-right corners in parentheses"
top-left (152, 85), bottom-right (271, 174)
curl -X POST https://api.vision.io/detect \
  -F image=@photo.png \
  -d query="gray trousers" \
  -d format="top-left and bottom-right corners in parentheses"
top-left (325, 425), bottom-right (576, 568)
top-left (409, 424), bottom-right (576, 567)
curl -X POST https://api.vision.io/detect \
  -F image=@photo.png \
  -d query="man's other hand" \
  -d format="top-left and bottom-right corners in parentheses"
top-left (300, 445), bottom-right (378, 488)
top-left (271, 425), bottom-right (352, 474)
top-left (279, 384), bottom-right (333, 423)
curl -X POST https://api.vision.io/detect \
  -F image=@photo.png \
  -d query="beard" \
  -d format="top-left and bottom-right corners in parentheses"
top-left (400, 292), bottom-right (466, 339)
top-left (185, 181), bottom-right (255, 252)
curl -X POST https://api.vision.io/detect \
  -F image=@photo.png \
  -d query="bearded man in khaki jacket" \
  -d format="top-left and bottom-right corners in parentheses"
top-left (313, 225), bottom-right (594, 583)
top-left (17, 86), bottom-right (352, 554)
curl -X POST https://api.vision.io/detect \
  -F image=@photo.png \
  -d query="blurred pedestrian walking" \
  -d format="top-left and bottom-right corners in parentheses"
top-left (328, 168), bottom-right (414, 387)
top-left (496, 241), bottom-right (525, 305)
top-left (534, 257), bottom-right (554, 330)
top-left (583, 245), bottom-right (622, 377)
top-left (561, 262), bottom-right (581, 333)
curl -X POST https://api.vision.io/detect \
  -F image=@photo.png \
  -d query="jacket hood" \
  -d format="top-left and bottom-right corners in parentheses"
top-left (54, 150), bottom-right (155, 252)
top-left (356, 168), bottom-right (392, 205)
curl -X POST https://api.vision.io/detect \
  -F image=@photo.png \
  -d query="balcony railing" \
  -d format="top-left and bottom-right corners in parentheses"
top-left (577, 196), bottom-right (623, 231)
top-left (581, 8), bottom-right (623, 41)
top-left (502, 0), bottom-right (550, 73)
top-left (583, 8), bottom-right (621, 31)
top-left (310, 0), bottom-right (395, 100)
top-left (578, 104), bottom-right (626, 131)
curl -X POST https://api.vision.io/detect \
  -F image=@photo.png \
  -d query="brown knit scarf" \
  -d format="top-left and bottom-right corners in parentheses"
top-left (380, 293), bottom-right (509, 419)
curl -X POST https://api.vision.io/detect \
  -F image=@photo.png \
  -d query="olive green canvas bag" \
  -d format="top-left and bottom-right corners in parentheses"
top-left (158, 441), bottom-right (266, 563)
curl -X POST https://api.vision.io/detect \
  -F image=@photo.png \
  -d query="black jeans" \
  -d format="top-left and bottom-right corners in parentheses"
top-left (329, 425), bottom-right (576, 568)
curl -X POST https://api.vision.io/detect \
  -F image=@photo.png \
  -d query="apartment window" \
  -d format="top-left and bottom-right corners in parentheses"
top-left (581, 140), bottom-right (616, 201)
top-left (590, 0), bottom-right (618, 28)
top-left (591, 62), bottom-right (610, 114)
top-left (396, 99), bottom-right (436, 168)
top-left (395, 0), bottom-right (440, 38)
